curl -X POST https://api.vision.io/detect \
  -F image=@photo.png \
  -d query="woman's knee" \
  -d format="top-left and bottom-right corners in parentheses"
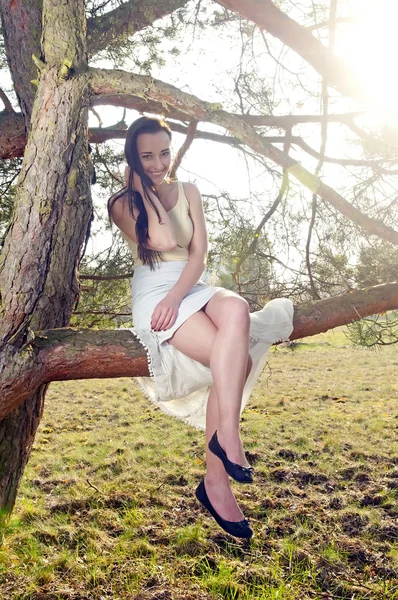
top-left (217, 295), bottom-right (250, 329)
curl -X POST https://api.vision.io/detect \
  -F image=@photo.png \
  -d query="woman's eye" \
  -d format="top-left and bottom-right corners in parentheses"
top-left (162, 151), bottom-right (170, 157)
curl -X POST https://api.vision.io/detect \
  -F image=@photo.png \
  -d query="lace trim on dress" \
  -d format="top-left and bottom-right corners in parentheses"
top-left (130, 328), bottom-right (155, 379)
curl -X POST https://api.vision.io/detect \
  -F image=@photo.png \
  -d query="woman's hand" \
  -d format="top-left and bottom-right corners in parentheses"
top-left (151, 293), bottom-right (181, 332)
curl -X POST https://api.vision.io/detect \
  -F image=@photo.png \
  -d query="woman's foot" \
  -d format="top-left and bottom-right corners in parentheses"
top-left (208, 431), bottom-right (253, 483)
top-left (215, 429), bottom-right (251, 469)
top-left (204, 474), bottom-right (244, 522)
top-left (196, 479), bottom-right (253, 538)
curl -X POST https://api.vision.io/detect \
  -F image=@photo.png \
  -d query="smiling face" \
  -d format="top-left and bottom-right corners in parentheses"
top-left (136, 130), bottom-right (172, 185)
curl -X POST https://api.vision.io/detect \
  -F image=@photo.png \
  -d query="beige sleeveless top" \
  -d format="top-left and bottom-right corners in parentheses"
top-left (121, 181), bottom-right (193, 266)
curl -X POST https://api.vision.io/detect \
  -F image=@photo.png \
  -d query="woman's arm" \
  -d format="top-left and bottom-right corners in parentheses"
top-left (110, 169), bottom-right (177, 252)
top-left (151, 183), bottom-right (208, 331)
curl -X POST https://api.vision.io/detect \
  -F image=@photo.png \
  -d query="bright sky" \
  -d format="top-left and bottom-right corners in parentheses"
top-left (335, 0), bottom-right (398, 123)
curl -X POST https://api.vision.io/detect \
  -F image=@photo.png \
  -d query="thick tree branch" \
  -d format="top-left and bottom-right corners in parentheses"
top-left (91, 93), bottom-right (191, 121)
top-left (88, 68), bottom-right (398, 246)
top-left (214, 0), bottom-right (364, 102)
top-left (86, 0), bottom-right (189, 58)
top-left (289, 283), bottom-right (398, 340)
top-left (1, 282), bottom-right (397, 421)
top-left (241, 113), bottom-right (365, 126)
top-left (3, 113), bottom-right (397, 174)
top-left (169, 123), bottom-right (398, 171)
top-left (99, 107), bottom-right (395, 161)
top-left (0, 0), bottom-right (42, 121)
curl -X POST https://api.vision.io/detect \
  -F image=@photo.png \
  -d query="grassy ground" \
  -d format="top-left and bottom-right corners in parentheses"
top-left (0, 328), bottom-right (397, 600)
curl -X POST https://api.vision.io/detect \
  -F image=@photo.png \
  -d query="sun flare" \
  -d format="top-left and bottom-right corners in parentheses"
top-left (336, 0), bottom-right (398, 123)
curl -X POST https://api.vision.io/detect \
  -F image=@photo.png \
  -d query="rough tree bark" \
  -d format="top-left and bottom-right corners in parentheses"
top-left (0, 0), bottom-right (92, 516)
top-left (86, 0), bottom-right (189, 58)
top-left (0, 0), bottom-right (42, 122)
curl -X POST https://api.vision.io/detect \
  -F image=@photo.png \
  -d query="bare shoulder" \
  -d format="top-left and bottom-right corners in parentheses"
top-left (109, 188), bottom-right (127, 207)
top-left (181, 181), bottom-right (202, 206)
top-left (110, 190), bottom-right (138, 222)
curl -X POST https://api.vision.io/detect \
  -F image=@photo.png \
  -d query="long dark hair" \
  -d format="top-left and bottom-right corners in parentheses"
top-left (108, 116), bottom-right (172, 269)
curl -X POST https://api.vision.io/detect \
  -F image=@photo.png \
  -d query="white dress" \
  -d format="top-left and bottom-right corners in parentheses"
top-left (129, 260), bottom-right (294, 429)
top-left (123, 183), bottom-right (294, 429)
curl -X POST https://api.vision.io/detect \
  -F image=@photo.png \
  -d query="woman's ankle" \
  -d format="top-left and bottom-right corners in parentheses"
top-left (217, 427), bottom-right (241, 448)
top-left (217, 421), bottom-right (239, 435)
top-left (204, 472), bottom-right (229, 488)
top-left (214, 429), bottom-right (250, 468)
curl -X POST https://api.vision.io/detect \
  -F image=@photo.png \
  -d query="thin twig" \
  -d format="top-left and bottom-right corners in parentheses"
top-left (306, 16), bottom-right (356, 31)
top-left (169, 120), bottom-right (198, 178)
top-left (86, 479), bottom-right (106, 495)
top-left (90, 107), bottom-right (103, 127)
top-left (232, 128), bottom-right (292, 286)
top-left (73, 310), bottom-right (131, 316)
top-left (79, 272), bottom-right (133, 281)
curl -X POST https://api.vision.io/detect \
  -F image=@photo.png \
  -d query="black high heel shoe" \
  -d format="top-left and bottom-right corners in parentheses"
top-left (195, 479), bottom-right (253, 539)
top-left (208, 431), bottom-right (254, 483)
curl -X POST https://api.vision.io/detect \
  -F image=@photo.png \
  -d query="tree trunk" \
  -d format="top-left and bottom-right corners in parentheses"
top-left (0, 0), bottom-right (92, 519)
top-left (0, 388), bottom-right (48, 520)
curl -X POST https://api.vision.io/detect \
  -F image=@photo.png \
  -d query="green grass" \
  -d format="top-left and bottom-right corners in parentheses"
top-left (0, 327), bottom-right (397, 599)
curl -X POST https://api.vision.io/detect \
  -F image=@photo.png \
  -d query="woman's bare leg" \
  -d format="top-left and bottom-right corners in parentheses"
top-left (203, 291), bottom-right (251, 467)
top-left (170, 292), bottom-right (251, 468)
top-left (204, 354), bottom-right (252, 522)
top-left (204, 385), bottom-right (245, 522)
top-left (168, 300), bottom-right (252, 522)
top-left (169, 310), bottom-right (242, 521)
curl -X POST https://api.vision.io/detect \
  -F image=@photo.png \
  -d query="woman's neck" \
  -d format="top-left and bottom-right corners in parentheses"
top-left (156, 179), bottom-right (175, 199)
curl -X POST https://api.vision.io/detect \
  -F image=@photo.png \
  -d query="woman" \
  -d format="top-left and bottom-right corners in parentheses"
top-left (108, 116), bottom-right (294, 539)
